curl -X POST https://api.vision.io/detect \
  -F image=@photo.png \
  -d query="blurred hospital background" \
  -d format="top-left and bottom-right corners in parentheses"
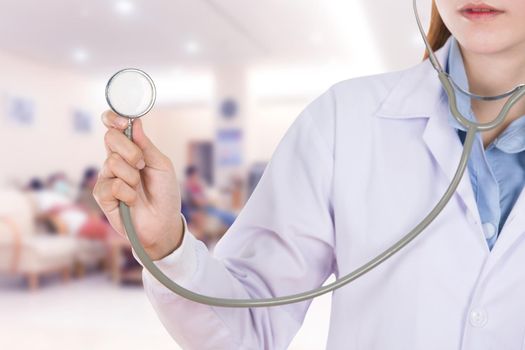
top-left (0, 0), bottom-right (432, 349)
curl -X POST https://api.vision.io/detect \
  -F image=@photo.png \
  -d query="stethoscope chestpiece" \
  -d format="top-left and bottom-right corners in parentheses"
top-left (105, 68), bottom-right (156, 119)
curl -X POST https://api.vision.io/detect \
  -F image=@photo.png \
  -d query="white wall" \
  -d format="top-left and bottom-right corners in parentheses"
top-left (0, 51), bottom-right (327, 191)
top-left (145, 105), bottom-right (215, 181)
top-left (0, 51), bottom-right (107, 188)
top-left (0, 52), bottom-right (218, 189)
top-left (246, 100), bottom-right (308, 164)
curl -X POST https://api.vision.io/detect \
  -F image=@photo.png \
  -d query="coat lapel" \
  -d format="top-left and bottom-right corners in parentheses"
top-left (374, 37), bottom-right (486, 250)
top-left (373, 36), bottom-right (525, 276)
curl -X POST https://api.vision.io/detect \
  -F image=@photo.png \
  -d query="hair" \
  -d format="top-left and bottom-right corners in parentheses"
top-left (423, 1), bottom-right (451, 61)
top-left (83, 166), bottom-right (98, 180)
top-left (185, 165), bottom-right (198, 177)
top-left (81, 166), bottom-right (99, 189)
top-left (27, 177), bottom-right (44, 191)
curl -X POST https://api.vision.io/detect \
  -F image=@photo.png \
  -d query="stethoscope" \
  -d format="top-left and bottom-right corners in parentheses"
top-left (104, 0), bottom-right (525, 308)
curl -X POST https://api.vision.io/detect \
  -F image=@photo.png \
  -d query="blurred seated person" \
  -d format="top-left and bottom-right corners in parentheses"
top-left (45, 171), bottom-right (77, 200)
top-left (77, 166), bottom-right (107, 220)
top-left (75, 166), bottom-right (117, 239)
top-left (26, 173), bottom-right (85, 234)
top-left (25, 170), bottom-right (110, 240)
top-left (181, 165), bottom-right (236, 245)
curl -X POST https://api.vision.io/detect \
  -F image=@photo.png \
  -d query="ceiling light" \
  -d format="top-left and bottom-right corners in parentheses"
top-left (72, 48), bottom-right (90, 63)
top-left (115, 0), bottom-right (135, 16)
top-left (184, 40), bottom-right (201, 55)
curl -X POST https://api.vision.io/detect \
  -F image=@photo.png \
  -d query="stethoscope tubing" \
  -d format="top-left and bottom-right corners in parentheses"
top-left (121, 122), bottom-right (476, 307)
top-left (116, 0), bottom-right (525, 308)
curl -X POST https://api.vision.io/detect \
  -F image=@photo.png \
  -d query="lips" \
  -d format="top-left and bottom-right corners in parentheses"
top-left (459, 2), bottom-right (503, 13)
top-left (459, 2), bottom-right (504, 20)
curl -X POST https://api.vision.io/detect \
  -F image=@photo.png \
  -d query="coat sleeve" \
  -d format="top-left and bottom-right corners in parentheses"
top-left (136, 87), bottom-right (337, 350)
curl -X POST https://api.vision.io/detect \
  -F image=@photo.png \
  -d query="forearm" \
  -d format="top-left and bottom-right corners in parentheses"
top-left (137, 217), bottom-right (261, 349)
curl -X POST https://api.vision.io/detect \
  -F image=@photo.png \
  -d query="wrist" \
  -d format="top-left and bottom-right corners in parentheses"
top-left (147, 214), bottom-right (185, 261)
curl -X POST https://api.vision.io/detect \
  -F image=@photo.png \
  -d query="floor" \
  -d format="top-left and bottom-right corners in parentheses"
top-left (0, 273), bottom-right (333, 349)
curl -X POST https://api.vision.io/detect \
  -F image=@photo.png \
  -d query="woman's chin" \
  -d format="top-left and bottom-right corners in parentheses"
top-left (456, 31), bottom-right (513, 55)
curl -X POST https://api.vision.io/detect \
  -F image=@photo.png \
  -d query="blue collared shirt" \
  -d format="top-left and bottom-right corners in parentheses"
top-left (445, 36), bottom-right (525, 250)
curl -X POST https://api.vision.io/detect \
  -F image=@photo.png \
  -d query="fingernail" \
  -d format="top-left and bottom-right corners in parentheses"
top-left (136, 159), bottom-right (146, 169)
top-left (114, 117), bottom-right (128, 128)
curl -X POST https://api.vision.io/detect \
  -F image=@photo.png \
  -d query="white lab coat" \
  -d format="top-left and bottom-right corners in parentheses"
top-left (137, 37), bottom-right (525, 349)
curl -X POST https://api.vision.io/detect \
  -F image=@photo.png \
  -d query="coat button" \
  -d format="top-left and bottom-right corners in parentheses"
top-left (469, 308), bottom-right (488, 327)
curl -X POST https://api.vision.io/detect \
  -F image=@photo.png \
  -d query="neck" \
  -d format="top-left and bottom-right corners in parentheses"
top-left (461, 43), bottom-right (525, 96)
top-left (459, 42), bottom-right (525, 126)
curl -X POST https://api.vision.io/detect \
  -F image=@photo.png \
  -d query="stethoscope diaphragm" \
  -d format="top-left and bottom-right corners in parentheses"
top-left (105, 68), bottom-right (156, 119)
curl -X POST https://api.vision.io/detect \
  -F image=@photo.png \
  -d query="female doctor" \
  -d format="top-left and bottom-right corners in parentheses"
top-left (93, 1), bottom-right (525, 349)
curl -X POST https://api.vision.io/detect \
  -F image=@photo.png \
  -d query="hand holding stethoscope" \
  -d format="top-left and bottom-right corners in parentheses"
top-left (95, 69), bottom-right (185, 262)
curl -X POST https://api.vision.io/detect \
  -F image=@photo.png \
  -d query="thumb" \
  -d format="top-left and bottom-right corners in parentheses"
top-left (131, 118), bottom-right (169, 170)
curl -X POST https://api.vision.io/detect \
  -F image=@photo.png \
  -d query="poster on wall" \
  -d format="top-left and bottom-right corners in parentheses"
top-left (72, 108), bottom-right (93, 134)
top-left (6, 95), bottom-right (35, 126)
top-left (216, 128), bottom-right (242, 166)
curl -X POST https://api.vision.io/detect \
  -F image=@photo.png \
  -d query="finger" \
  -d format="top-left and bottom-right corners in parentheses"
top-left (105, 141), bottom-right (111, 158)
top-left (130, 118), bottom-right (171, 170)
top-left (101, 110), bottom-right (128, 158)
top-left (99, 152), bottom-right (141, 189)
top-left (104, 128), bottom-right (145, 170)
top-left (94, 178), bottom-right (138, 208)
top-left (101, 110), bottom-right (130, 131)
top-left (111, 178), bottom-right (138, 206)
top-left (93, 179), bottom-right (117, 210)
